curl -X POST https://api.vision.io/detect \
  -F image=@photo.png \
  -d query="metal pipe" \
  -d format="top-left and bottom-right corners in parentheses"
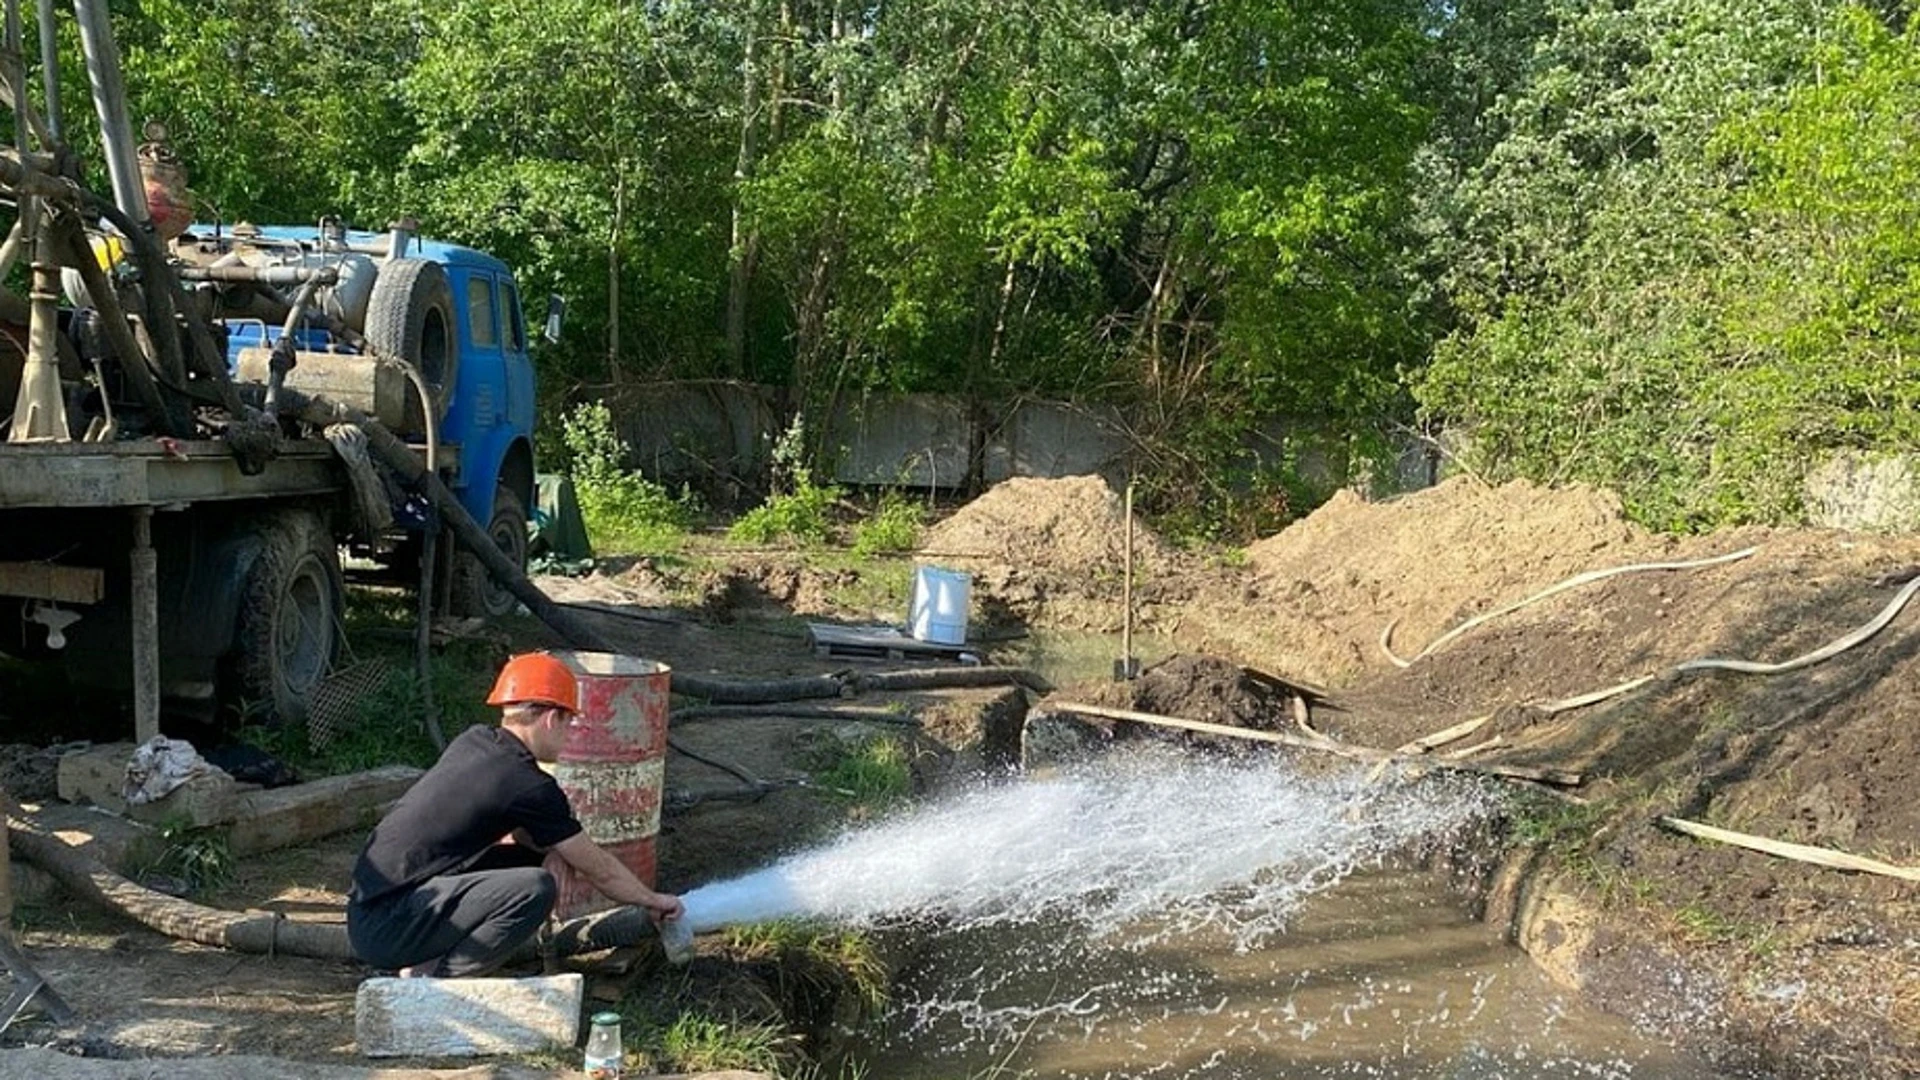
top-left (262, 276), bottom-right (322, 418)
top-left (175, 264), bottom-right (340, 287)
top-left (0, 214), bottom-right (25, 285)
top-left (35, 0), bottom-right (59, 143)
top-left (0, 148), bottom-right (78, 200)
top-left (6, 2), bottom-right (22, 142)
top-left (1120, 480), bottom-right (1136, 680)
top-left (130, 506), bottom-right (160, 744)
top-left (71, 0), bottom-right (148, 223)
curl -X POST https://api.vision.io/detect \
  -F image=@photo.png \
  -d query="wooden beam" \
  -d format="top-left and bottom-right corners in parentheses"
top-left (0, 561), bottom-right (104, 604)
top-left (1047, 701), bottom-right (1583, 787)
top-left (1395, 714), bottom-right (1492, 755)
top-left (1660, 816), bottom-right (1920, 883)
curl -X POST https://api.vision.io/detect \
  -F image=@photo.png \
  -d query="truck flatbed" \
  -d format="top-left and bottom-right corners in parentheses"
top-left (0, 438), bottom-right (454, 510)
top-left (0, 439), bottom-right (339, 509)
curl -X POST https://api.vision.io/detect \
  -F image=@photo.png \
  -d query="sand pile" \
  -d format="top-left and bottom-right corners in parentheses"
top-left (919, 475), bottom-right (1172, 577)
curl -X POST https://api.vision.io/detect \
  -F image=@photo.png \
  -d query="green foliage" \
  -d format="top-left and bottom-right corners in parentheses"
top-left (91, 0), bottom-right (1920, 535)
top-left (562, 401), bottom-right (699, 553)
top-left (850, 491), bottom-right (924, 557)
top-left (809, 734), bottom-right (914, 811)
top-left (730, 417), bottom-right (841, 546)
top-left (654, 1014), bottom-right (787, 1075)
top-left (1417, 0), bottom-right (1920, 531)
top-left (134, 818), bottom-right (234, 896)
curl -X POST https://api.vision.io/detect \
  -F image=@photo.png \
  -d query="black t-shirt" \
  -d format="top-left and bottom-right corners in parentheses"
top-left (349, 725), bottom-right (583, 904)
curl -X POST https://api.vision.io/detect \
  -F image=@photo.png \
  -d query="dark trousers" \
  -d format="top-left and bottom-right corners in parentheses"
top-left (347, 865), bottom-right (557, 977)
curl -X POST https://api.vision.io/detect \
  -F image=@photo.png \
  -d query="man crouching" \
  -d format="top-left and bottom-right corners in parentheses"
top-left (347, 652), bottom-right (683, 977)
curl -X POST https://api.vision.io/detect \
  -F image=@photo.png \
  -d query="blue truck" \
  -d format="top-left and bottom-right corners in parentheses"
top-left (0, 214), bottom-right (544, 735)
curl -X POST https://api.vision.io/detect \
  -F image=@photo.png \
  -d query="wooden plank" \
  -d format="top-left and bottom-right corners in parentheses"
top-left (0, 441), bottom-right (340, 508)
top-left (0, 561), bottom-right (105, 604)
top-left (1049, 701), bottom-right (1583, 787)
top-left (1395, 714), bottom-right (1492, 755)
top-left (1659, 816), bottom-right (1920, 883)
top-left (807, 622), bottom-right (970, 658)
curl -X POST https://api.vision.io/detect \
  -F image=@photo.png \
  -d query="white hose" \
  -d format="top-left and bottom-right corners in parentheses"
top-left (1382, 547), bottom-right (1761, 667)
top-left (1535, 572), bottom-right (1920, 714)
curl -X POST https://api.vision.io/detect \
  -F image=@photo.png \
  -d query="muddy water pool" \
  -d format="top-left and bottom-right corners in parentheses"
top-left (857, 869), bottom-right (1740, 1079)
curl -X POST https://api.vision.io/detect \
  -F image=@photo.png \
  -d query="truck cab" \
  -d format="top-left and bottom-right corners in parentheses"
top-left (183, 221), bottom-right (540, 616)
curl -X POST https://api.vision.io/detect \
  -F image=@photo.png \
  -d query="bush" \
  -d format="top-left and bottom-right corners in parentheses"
top-left (729, 415), bottom-right (840, 545)
top-left (850, 490), bottom-right (924, 556)
top-left (561, 401), bottom-right (698, 552)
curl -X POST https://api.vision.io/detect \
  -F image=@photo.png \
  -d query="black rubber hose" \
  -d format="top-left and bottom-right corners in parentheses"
top-left (9, 825), bottom-right (662, 962)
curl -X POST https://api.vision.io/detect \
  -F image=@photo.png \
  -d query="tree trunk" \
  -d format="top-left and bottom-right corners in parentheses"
top-left (724, 0), bottom-right (766, 375)
top-left (607, 172), bottom-right (624, 384)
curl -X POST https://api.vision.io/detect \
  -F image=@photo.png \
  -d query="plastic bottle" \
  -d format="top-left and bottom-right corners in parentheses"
top-left (659, 915), bottom-right (695, 966)
top-left (583, 1011), bottom-right (622, 1079)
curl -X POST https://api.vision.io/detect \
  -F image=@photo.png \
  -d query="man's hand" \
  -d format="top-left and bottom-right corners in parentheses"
top-left (642, 890), bottom-right (685, 923)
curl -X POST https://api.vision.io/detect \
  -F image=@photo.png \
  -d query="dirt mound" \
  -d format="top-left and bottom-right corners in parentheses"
top-left (1187, 477), bottom-right (1653, 686)
top-left (920, 475), bottom-right (1171, 577)
top-left (1123, 654), bottom-right (1292, 731)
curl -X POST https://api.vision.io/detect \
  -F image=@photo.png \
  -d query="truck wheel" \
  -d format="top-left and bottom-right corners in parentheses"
top-left (365, 258), bottom-right (458, 433)
top-left (450, 484), bottom-right (528, 618)
top-left (233, 510), bottom-right (342, 727)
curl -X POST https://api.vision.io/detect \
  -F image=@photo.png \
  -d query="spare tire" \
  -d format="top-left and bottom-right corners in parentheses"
top-left (365, 258), bottom-right (458, 434)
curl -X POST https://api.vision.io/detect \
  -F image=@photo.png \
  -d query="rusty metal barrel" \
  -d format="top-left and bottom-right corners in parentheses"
top-left (544, 652), bottom-right (670, 920)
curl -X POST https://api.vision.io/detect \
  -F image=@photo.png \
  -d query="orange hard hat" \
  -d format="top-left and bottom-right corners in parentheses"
top-left (486, 652), bottom-right (579, 713)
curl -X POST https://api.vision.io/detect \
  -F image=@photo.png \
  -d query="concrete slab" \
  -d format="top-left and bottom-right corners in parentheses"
top-left (355, 974), bottom-right (584, 1058)
top-left (9, 802), bottom-right (154, 907)
top-left (55, 742), bottom-right (240, 828)
top-left (227, 766), bottom-right (421, 856)
top-left (829, 394), bottom-right (973, 487)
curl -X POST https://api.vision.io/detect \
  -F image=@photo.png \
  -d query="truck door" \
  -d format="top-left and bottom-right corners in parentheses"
top-left (500, 278), bottom-right (535, 437)
top-left (460, 270), bottom-right (505, 437)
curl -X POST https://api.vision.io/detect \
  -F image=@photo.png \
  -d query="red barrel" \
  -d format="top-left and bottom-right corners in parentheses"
top-left (544, 652), bottom-right (670, 920)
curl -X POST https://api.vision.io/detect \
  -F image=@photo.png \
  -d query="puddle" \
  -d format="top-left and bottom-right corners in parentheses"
top-left (859, 868), bottom-right (1743, 1079)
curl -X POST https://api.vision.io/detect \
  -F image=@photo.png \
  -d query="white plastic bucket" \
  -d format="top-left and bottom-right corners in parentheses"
top-left (909, 565), bottom-right (972, 645)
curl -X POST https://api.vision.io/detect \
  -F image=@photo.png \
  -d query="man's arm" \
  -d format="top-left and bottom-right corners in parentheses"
top-left (551, 833), bottom-right (685, 920)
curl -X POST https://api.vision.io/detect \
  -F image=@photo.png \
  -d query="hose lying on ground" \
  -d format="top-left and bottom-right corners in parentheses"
top-left (1380, 547), bottom-right (1761, 668)
top-left (8, 824), bottom-right (662, 963)
top-left (284, 387), bottom-right (1052, 707)
top-left (1533, 571), bottom-right (1920, 714)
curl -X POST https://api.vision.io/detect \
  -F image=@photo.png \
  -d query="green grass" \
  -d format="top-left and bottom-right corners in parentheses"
top-left (816, 550), bottom-right (916, 621)
top-left (1503, 790), bottom-right (1624, 895)
top-left (657, 1013), bottom-right (790, 1074)
top-left (724, 919), bottom-right (890, 1018)
top-left (808, 734), bottom-right (915, 812)
top-left (127, 815), bottom-right (235, 896)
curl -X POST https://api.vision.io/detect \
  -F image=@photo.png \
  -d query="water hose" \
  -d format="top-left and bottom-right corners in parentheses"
top-left (1532, 572), bottom-right (1920, 714)
top-left (1380, 547), bottom-right (1761, 668)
